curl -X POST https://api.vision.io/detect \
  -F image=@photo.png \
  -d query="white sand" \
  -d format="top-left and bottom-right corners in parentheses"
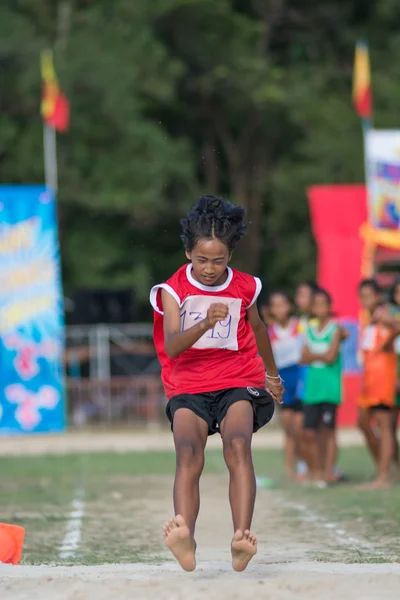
top-left (1, 561), bottom-right (399, 600)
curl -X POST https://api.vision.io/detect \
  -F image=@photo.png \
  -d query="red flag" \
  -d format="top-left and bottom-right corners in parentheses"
top-left (41, 51), bottom-right (70, 132)
top-left (352, 40), bottom-right (372, 120)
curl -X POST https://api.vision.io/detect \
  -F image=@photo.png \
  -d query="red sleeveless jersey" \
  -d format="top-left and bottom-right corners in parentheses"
top-left (150, 264), bottom-right (265, 398)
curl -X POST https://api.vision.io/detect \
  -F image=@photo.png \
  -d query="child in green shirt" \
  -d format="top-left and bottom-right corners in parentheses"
top-left (301, 289), bottom-right (343, 485)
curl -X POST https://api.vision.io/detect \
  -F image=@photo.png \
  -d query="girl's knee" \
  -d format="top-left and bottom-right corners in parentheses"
top-left (303, 428), bottom-right (317, 443)
top-left (284, 425), bottom-right (296, 438)
top-left (223, 435), bottom-right (252, 465)
top-left (357, 414), bottom-right (370, 432)
top-left (175, 440), bottom-right (205, 474)
top-left (376, 411), bottom-right (393, 431)
top-left (322, 426), bottom-right (335, 438)
top-left (281, 415), bottom-right (296, 437)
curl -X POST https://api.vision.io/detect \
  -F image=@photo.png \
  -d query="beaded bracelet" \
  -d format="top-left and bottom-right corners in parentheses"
top-left (265, 373), bottom-right (284, 385)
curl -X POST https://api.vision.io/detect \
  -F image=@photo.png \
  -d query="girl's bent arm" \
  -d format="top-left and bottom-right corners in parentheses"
top-left (247, 304), bottom-right (279, 377)
top-left (300, 346), bottom-right (315, 365)
top-left (321, 329), bottom-right (341, 364)
top-left (162, 289), bottom-right (209, 358)
top-left (161, 291), bottom-right (228, 357)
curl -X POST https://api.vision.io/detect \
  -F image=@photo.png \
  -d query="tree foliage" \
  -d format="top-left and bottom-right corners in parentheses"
top-left (1, 0), bottom-right (398, 317)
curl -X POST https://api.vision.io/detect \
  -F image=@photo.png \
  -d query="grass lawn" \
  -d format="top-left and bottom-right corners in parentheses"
top-left (1, 447), bottom-right (399, 565)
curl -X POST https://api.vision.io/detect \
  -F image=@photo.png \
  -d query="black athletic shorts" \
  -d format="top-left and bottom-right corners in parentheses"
top-left (280, 399), bottom-right (303, 413)
top-left (370, 404), bottom-right (392, 412)
top-left (303, 402), bottom-right (337, 430)
top-left (167, 387), bottom-right (275, 436)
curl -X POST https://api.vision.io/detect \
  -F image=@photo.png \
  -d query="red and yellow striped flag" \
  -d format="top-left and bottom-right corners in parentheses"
top-left (41, 50), bottom-right (70, 132)
top-left (353, 40), bottom-right (372, 120)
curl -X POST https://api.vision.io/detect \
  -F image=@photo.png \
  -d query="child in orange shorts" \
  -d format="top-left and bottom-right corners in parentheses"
top-left (358, 279), bottom-right (400, 489)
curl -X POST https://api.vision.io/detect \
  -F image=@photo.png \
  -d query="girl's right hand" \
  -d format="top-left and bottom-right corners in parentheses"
top-left (204, 303), bottom-right (229, 329)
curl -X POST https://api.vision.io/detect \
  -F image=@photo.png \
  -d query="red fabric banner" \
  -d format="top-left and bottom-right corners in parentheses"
top-left (308, 185), bottom-right (367, 318)
top-left (308, 185), bottom-right (368, 426)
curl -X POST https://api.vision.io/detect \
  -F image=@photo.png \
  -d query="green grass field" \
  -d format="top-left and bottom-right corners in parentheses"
top-left (2, 447), bottom-right (399, 565)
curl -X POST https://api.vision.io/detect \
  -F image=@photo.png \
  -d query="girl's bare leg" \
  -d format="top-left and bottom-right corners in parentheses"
top-left (163, 408), bottom-right (208, 571)
top-left (361, 410), bottom-right (394, 490)
top-left (321, 425), bottom-right (336, 481)
top-left (281, 410), bottom-right (297, 479)
top-left (391, 408), bottom-right (400, 477)
top-left (221, 401), bottom-right (257, 572)
top-left (358, 407), bottom-right (379, 466)
top-left (303, 427), bottom-right (322, 481)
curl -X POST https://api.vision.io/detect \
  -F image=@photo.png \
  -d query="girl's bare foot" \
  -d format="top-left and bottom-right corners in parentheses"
top-left (231, 529), bottom-right (257, 572)
top-left (295, 472), bottom-right (309, 483)
top-left (358, 478), bottom-right (392, 490)
top-left (163, 515), bottom-right (196, 572)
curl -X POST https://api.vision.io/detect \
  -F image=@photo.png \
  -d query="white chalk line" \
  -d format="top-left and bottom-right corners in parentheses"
top-left (59, 489), bottom-right (85, 560)
top-left (281, 498), bottom-right (379, 553)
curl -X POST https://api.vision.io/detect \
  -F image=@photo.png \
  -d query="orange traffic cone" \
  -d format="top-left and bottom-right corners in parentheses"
top-left (0, 523), bottom-right (25, 564)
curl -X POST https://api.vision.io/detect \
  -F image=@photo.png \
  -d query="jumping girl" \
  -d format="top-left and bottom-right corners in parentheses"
top-left (150, 196), bottom-right (283, 572)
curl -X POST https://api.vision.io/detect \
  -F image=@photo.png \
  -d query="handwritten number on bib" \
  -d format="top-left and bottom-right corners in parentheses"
top-left (206, 314), bottom-right (232, 339)
top-left (180, 310), bottom-right (232, 339)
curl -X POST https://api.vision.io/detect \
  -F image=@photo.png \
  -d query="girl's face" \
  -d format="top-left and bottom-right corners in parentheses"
top-left (186, 238), bottom-right (231, 286)
top-left (312, 293), bottom-right (330, 320)
top-left (260, 305), bottom-right (273, 327)
top-left (359, 285), bottom-right (380, 311)
top-left (394, 283), bottom-right (400, 306)
top-left (295, 284), bottom-right (313, 314)
top-left (269, 293), bottom-right (291, 323)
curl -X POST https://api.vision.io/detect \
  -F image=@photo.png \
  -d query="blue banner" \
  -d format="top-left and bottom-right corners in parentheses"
top-left (339, 319), bottom-right (361, 374)
top-left (0, 185), bottom-right (65, 434)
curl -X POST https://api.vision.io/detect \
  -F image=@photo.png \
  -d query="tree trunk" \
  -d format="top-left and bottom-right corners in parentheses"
top-left (213, 114), bottom-right (266, 275)
top-left (232, 147), bottom-right (267, 275)
top-left (227, 171), bottom-right (259, 275)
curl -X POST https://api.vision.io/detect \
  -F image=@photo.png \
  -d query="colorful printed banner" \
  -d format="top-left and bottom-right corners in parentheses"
top-left (365, 130), bottom-right (400, 230)
top-left (0, 186), bottom-right (65, 434)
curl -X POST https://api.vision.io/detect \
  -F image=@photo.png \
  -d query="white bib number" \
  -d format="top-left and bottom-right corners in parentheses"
top-left (180, 295), bottom-right (241, 351)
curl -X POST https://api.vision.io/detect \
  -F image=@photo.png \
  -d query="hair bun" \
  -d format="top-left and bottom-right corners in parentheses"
top-left (180, 195), bottom-right (246, 251)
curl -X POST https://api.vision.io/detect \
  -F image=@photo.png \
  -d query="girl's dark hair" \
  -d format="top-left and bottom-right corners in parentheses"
top-left (297, 280), bottom-right (319, 293)
top-left (268, 290), bottom-right (291, 305)
top-left (313, 287), bottom-right (332, 306)
top-left (389, 277), bottom-right (400, 305)
top-left (180, 195), bottom-right (246, 251)
top-left (358, 278), bottom-right (382, 295)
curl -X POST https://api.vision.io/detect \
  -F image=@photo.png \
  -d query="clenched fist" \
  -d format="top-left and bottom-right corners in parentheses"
top-left (204, 303), bottom-right (229, 329)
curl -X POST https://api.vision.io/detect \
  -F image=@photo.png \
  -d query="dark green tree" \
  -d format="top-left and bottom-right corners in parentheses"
top-left (1, 0), bottom-right (399, 316)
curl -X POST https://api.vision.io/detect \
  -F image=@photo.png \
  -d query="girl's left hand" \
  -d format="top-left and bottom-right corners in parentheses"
top-left (266, 378), bottom-right (285, 404)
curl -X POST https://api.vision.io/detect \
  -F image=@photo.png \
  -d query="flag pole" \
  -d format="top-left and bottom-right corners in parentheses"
top-left (43, 122), bottom-right (58, 193)
top-left (41, 48), bottom-right (58, 194)
top-left (362, 117), bottom-right (373, 209)
top-left (361, 117), bottom-right (374, 278)
top-left (353, 39), bottom-right (374, 275)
